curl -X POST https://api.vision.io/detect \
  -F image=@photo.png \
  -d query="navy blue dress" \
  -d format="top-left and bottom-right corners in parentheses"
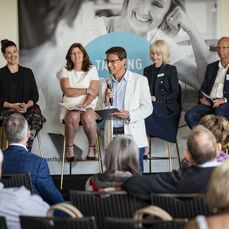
top-left (144, 64), bottom-right (181, 143)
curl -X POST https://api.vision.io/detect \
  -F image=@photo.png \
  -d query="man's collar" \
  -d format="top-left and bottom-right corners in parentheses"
top-left (218, 60), bottom-right (229, 69)
top-left (112, 69), bottom-right (128, 82)
top-left (197, 160), bottom-right (222, 168)
top-left (9, 143), bottom-right (28, 151)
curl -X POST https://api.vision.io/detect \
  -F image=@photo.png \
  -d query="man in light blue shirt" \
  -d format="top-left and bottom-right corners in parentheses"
top-left (97, 46), bottom-right (153, 170)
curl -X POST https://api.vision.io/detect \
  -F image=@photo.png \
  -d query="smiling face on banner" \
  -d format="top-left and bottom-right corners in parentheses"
top-left (86, 32), bottom-right (151, 78)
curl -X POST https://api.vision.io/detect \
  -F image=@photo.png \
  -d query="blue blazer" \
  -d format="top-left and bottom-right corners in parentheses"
top-left (2, 145), bottom-right (64, 205)
top-left (144, 63), bottom-right (180, 111)
top-left (200, 60), bottom-right (229, 101)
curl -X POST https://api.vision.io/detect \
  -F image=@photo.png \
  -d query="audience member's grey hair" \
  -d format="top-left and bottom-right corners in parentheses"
top-left (3, 113), bottom-right (28, 143)
top-left (187, 125), bottom-right (217, 164)
top-left (0, 149), bottom-right (3, 164)
top-left (104, 135), bottom-right (140, 175)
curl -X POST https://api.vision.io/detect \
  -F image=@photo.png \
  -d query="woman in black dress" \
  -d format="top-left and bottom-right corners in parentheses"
top-left (0, 39), bottom-right (45, 151)
top-left (143, 40), bottom-right (181, 158)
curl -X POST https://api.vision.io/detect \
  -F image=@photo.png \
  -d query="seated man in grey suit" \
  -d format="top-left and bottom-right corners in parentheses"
top-left (123, 125), bottom-right (222, 201)
top-left (2, 113), bottom-right (64, 205)
top-left (0, 148), bottom-right (49, 229)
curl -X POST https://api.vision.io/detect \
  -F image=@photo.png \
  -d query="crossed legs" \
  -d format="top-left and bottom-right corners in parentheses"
top-left (185, 103), bottom-right (229, 129)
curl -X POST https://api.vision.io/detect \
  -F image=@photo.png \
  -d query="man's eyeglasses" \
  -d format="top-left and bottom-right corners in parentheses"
top-left (216, 46), bottom-right (229, 50)
top-left (104, 59), bottom-right (120, 64)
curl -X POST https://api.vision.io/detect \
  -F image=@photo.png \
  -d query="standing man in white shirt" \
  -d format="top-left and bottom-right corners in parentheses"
top-left (96, 46), bottom-right (153, 171)
top-left (185, 37), bottom-right (229, 128)
top-left (0, 148), bottom-right (49, 229)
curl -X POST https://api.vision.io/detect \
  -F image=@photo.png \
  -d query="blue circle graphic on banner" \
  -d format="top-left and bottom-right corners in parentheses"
top-left (86, 32), bottom-right (151, 78)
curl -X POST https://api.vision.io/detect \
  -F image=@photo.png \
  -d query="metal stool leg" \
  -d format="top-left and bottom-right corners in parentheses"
top-left (0, 127), bottom-right (8, 150)
top-left (60, 134), bottom-right (73, 189)
top-left (37, 133), bottom-right (44, 158)
top-left (0, 127), bottom-right (3, 148)
top-left (149, 138), bottom-right (152, 173)
top-left (167, 143), bottom-right (172, 172)
top-left (176, 141), bottom-right (181, 168)
top-left (60, 135), bottom-right (66, 190)
top-left (96, 131), bottom-right (103, 173)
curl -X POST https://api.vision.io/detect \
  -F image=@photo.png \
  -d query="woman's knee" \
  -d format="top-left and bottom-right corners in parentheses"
top-left (81, 112), bottom-right (96, 126)
top-left (65, 112), bottom-right (80, 125)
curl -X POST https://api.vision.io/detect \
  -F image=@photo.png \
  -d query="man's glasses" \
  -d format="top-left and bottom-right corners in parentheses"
top-left (216, 46), bottom-right (229, 50)
top-left (104, 59), bottom-right (120, 64)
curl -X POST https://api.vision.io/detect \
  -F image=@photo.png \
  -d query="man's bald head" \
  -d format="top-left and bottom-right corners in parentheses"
top-left (187, 125), bottom-right (217, 164)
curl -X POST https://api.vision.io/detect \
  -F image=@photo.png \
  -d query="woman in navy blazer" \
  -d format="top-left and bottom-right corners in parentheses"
top-left (143, 40), bottom-right (181, 158)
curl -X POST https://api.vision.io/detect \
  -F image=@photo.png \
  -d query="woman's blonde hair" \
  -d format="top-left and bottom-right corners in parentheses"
top-left (104, 135), bottom-right (140, 175)
top-left (150, 40), bottom-right (170, 64)
top-left (207, 160), bottom-right (229, 212)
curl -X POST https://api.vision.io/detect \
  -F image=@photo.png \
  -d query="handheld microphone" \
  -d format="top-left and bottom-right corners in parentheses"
top-left (106, 79), bottom-right (113, 106)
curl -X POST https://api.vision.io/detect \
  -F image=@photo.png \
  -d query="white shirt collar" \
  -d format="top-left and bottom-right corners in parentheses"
top-left (218, 61), bottom-right (229, 70)
top-left (197, 160), bottom-right (222, 168)
top-left (9, 143), bottom-right (28, 151)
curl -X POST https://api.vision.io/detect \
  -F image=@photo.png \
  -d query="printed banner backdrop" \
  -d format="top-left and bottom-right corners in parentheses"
top-left (18, 0), bottom-right (218, 174)
top-left (86, 32), bottom-right (151, 77)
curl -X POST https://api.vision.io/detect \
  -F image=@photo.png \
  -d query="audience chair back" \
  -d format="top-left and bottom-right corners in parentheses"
top-left (106, 217), bottom-right (187, 229)
top-left (0, 216), bottom-right (7, 229)
top-left (1, 173), bottom-right (32, 192)
top-left (151, 193), bottom-right (212, 219)
top-left (70, 190), bottom-right (147, 229)
top-left (20, 216), bottom-right (97, 229)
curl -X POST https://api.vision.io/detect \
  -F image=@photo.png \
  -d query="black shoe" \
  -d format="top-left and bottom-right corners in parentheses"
top-left (66, 145), bottom-right (74, 162)
top-left (66, 156), bottom-right (74, 162)
top-left (86, 155), bottom-right (96, 160)
top-left (86, 145), bottom-right (97, 160)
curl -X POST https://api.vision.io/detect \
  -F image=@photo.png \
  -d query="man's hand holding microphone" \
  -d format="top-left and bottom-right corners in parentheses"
top-left (105, 79), bottom-right (129, 120)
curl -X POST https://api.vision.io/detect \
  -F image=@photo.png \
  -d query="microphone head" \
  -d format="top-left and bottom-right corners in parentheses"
top-left (106, 79), bottom-right (112, 89)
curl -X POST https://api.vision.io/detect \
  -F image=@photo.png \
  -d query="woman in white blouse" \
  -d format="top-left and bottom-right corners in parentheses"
top-left (57, 43), bottom-right (99, 161)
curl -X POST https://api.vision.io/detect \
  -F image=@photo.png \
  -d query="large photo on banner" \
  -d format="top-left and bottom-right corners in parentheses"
top-left (18, 0), bottom-right (218, 174)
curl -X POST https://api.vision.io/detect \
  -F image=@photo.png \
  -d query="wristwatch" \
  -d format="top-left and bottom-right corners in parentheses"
top-left (224, 97), bottom-right (227, 103)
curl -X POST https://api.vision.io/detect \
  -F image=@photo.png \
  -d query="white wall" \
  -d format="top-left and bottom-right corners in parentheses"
top-left (217, 0), bottom-right (229, 36)
top-left (0, 0), bottom-right (18, 66)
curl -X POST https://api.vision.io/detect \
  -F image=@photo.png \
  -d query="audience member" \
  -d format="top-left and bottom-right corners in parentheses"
top-left (0, 39), bottom-right (46, 151)
top-left (123, 125), bottom-right (222, 201)
top-left (143, 40), bottom-right (181, 158)
top-left (181, 114), bottom-right (229, 168)
top-left (185, 37), bottom-right (229, 128)
top-left (57, 43), bottom-right (99, 161)
top-left (2, 113), bottom-right (64, 205)
top-left (85, 135), bottom-right (140, 191)
top-left (0, 148), bottom-right (49, 229)
top-left (96, 46), bottom-right (152, 171)
top-left (185, 160), bottom-right (229, 229)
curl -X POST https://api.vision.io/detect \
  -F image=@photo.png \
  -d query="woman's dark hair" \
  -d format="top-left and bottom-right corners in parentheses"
top-left (1, 39), bottom-right (17, 53)
top-left (65, 43), bottom-right (91, 72)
